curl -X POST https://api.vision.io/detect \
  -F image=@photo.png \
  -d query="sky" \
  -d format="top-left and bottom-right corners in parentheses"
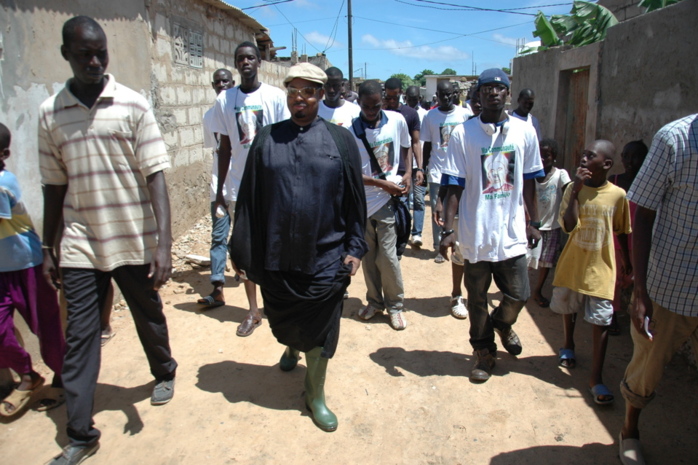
top-left (229, 0), bottom-right (576, 81)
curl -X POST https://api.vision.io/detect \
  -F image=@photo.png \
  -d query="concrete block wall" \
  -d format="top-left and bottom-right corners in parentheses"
top-left (147, 0), bottom-right (290, 237)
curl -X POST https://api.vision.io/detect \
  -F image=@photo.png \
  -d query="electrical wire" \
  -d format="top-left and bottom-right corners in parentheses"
top-left (241, 0), bottom-right (295, 11)
top-left (354, 20), bottom-right (531, 50)
top-left (323, 0), bottom-right (345, 53)
top-left (273, 4), bottom-right (322, 53)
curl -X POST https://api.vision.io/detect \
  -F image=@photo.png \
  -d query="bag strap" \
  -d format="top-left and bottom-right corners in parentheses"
top-left (351, 115), bottom-right (387, 181)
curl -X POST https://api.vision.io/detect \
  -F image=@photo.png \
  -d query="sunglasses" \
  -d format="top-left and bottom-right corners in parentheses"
top-left (287, 86), bottom-right (320, 98)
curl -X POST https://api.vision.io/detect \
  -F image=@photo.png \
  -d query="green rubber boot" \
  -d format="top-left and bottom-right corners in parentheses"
top-left (279, 346), bottom-right (300, 372)
top-left (304, 347), bottom-right (338, 432)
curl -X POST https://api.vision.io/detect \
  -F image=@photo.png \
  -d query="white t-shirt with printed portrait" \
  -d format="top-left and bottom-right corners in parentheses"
top-left (210, 83), bottom-right (290, 200)
top-left (350, 111), bottom-right (411, 217)
top-left (421, 105), bottom-right (471, 184)
top-left (443, 115), bottom-right (543, 263)
top-left (318, 100), bottom-right (361, 128)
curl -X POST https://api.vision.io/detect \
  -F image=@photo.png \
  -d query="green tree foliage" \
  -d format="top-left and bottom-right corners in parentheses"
top-left (413, 69), bottom-right (435, 86)
top-left (441, 68), bottom-right (457, 75)
top-left (639, 0), bottom-right (682, 12)
top-left (501, 67), bottom-right (511, 75)
top-left (389, 73), bottom-right (415, 89)
top-left (530, 1), bottom-right (618, 51)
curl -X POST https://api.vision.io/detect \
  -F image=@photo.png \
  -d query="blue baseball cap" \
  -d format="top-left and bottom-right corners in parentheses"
top-left (477, 68), bottom-right (511, 90)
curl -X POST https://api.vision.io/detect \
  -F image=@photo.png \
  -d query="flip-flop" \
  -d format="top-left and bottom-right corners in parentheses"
top-left (0, 376), bottom-right (45, 417)
top-left (619, 432), bottom-right (646, 465)
top-left (236, 317), bottom-right (262, 337)
top-left (36, 387), bottom-right (66, 412)
top-left (558, 348), bottom-right (576, 368)
top-left (101, 330), bottom-right (116, 347)
top-left (197, 295), bottom-right (225, 308)
top-left (535, 296), bottom-right (550, 308)
top-left (589, 383), bottom-right (615, 405)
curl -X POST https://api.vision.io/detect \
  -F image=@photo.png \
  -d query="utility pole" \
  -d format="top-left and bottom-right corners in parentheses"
top-left (348, 0), bottom-right (353, 90)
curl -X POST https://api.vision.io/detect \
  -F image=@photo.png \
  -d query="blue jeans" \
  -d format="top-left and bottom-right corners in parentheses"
top-left (463, 254), bottom-right (530, 352)
top-left (411, 182), bottom-right (425, 237)
top-left (210, 201), bottom-right (232, 285)
top-left (428, 182), bottom-right (442, 249)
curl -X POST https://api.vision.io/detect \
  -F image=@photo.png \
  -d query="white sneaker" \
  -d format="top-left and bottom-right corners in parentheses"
top-left (450, 296), bottom-right (468, 319)
top-left (411, 235), bottom-right (423, 247)
top-left (358, 304), bottom-right (381, 320)
top-left (389, 311), bottom-right (408, 330)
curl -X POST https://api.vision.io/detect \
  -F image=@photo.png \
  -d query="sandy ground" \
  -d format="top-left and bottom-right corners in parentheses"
top-left (2, 213), bottom-right (697, 465)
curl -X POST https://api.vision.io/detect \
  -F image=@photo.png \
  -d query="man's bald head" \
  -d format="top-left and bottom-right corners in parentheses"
top-left (436, 80), bottom-right (455, 93)
top-left (62, 16), bottom-right (105, 47)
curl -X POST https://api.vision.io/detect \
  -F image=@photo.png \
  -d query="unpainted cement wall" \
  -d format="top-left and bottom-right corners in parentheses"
top-left (596, 0), bottom-right (698, 151)
top-left (0, 0), bottom-right (152, 235)
top-left (512, 0), bottom-right (698, 167)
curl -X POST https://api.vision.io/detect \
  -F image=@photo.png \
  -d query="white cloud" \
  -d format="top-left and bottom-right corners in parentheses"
top-left (361, 34), bottom-right (469, 61)
top-left (492, 33), bottom-right (519, 47)
top-left (305, 31), bottom-right (343, 49)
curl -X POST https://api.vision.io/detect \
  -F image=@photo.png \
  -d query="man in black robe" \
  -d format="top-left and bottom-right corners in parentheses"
top-left (229, 63), bottom-right (367, 432)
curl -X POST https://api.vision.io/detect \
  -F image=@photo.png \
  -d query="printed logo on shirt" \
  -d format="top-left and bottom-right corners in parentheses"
top-left (236, 105), bottom-right (264, 148)
top-left (439, 122), bottom-right (460, 149)
top-left (370, 138), bottom-right (395, 176)
top-left (481, 145), bottom-right (515, 199)
top-left (573, 204), bottom-right (616, 251)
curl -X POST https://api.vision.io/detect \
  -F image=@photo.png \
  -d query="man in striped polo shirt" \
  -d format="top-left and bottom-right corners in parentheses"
top-left (39, 16), bottom-right (177, 465)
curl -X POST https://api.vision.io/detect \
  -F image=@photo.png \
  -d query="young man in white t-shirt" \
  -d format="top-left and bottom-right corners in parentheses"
top-left (441, 69), bottom-right (544, 382)
top-left (198, 68), bottom-right (234, 310)
top-left (318, 67), bottom-right (360, 128)
top-left (509, 88), bottom-right (542, 141)
top-left (210, 41), bottom-right (290, 337)
top-left (350, 80), bottom-right (411, 330)
top-left (422, 80), bottom-right (472, 319)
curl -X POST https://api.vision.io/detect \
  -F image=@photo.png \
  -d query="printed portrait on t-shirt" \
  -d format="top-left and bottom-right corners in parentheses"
top-left (439, 123), bottom-right (458, 149)
top-left (236, 107), bottom-right (263, 146)
top-left (481, 150), bottom-right (515, 195)
top-left (371, 141), bottom-right (394, 175)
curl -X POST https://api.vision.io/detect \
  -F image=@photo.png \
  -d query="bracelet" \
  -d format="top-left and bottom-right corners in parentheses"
top-left (528, 221), bottom-right (541, 229)
top-left (440, 229), bottom-right (455, 238)
top-left (414, 168), bottom-right (424, 173)
top-left (41, 244), bottom-right (54, 250)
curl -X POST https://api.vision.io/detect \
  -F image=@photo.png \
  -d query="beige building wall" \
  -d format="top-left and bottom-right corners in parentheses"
top-left (0, 0), bottom-right (289, 379)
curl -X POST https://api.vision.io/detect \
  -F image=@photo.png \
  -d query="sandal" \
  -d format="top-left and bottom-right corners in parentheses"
top-left (36, 387), bottom-right (66, 412)
top-left (589, 383), bottom-right (614, 405)
top-left (534, 295), bottom-right (550, 308)
top-left (101, 329), bottom-right (116, 347)
top-left (236, 315), bottom-right (262, 337)
top-left (0, 376), bottom-right (45, 417)
top-left (558, 348), bottom-right (576, 369)
top-left (197, 294), bottom-right (225, 309)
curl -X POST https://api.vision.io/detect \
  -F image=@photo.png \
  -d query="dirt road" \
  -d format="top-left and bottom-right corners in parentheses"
top-left (2, 215), bottom-right (696, 464)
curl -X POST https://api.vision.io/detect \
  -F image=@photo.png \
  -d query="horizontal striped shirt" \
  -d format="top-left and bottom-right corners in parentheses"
top-left (39, 74), bottom-right (170, 271)
top-left (627, 114), bottom-right (698, 316)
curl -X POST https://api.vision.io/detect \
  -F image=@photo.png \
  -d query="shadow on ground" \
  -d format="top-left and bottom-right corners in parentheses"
top-left (196, 360), bottom-right (309, 416)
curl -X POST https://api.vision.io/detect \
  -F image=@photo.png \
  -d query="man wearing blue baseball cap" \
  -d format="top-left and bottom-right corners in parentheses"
top-left (439, 68), bottom-right (545, 382)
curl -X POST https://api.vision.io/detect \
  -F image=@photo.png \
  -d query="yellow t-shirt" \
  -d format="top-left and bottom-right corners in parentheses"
top-left (552, 182), bottom-right (631, 299)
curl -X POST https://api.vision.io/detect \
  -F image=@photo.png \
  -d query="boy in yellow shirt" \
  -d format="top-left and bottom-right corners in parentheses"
top-left (551, 140), bottom-right (631, 405)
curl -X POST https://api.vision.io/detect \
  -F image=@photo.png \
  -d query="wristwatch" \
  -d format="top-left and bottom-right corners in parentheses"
top-left (440, 229), bottom-right (455, 238)
top-left (529, 221), bottom-right (542, 229)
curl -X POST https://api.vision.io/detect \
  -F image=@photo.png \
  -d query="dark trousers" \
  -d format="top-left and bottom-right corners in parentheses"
top-left (61, 265), bottom-right (177, 446)
top-left (463, 254), bottom-right (529, 353)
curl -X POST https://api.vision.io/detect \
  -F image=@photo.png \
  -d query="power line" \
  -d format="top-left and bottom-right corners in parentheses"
top-left (323, 0), bottom-right (345, 53)
top-left (241, 0), bottom-right (295, 11)
top-left (354, 20), bottom-right (531, 51)
top-left (394, 0), bottom-right (571, 16)
top-left (266, 17), bottom-right (338, 27)
top-left (273, 4), bottom-right (322, 53)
